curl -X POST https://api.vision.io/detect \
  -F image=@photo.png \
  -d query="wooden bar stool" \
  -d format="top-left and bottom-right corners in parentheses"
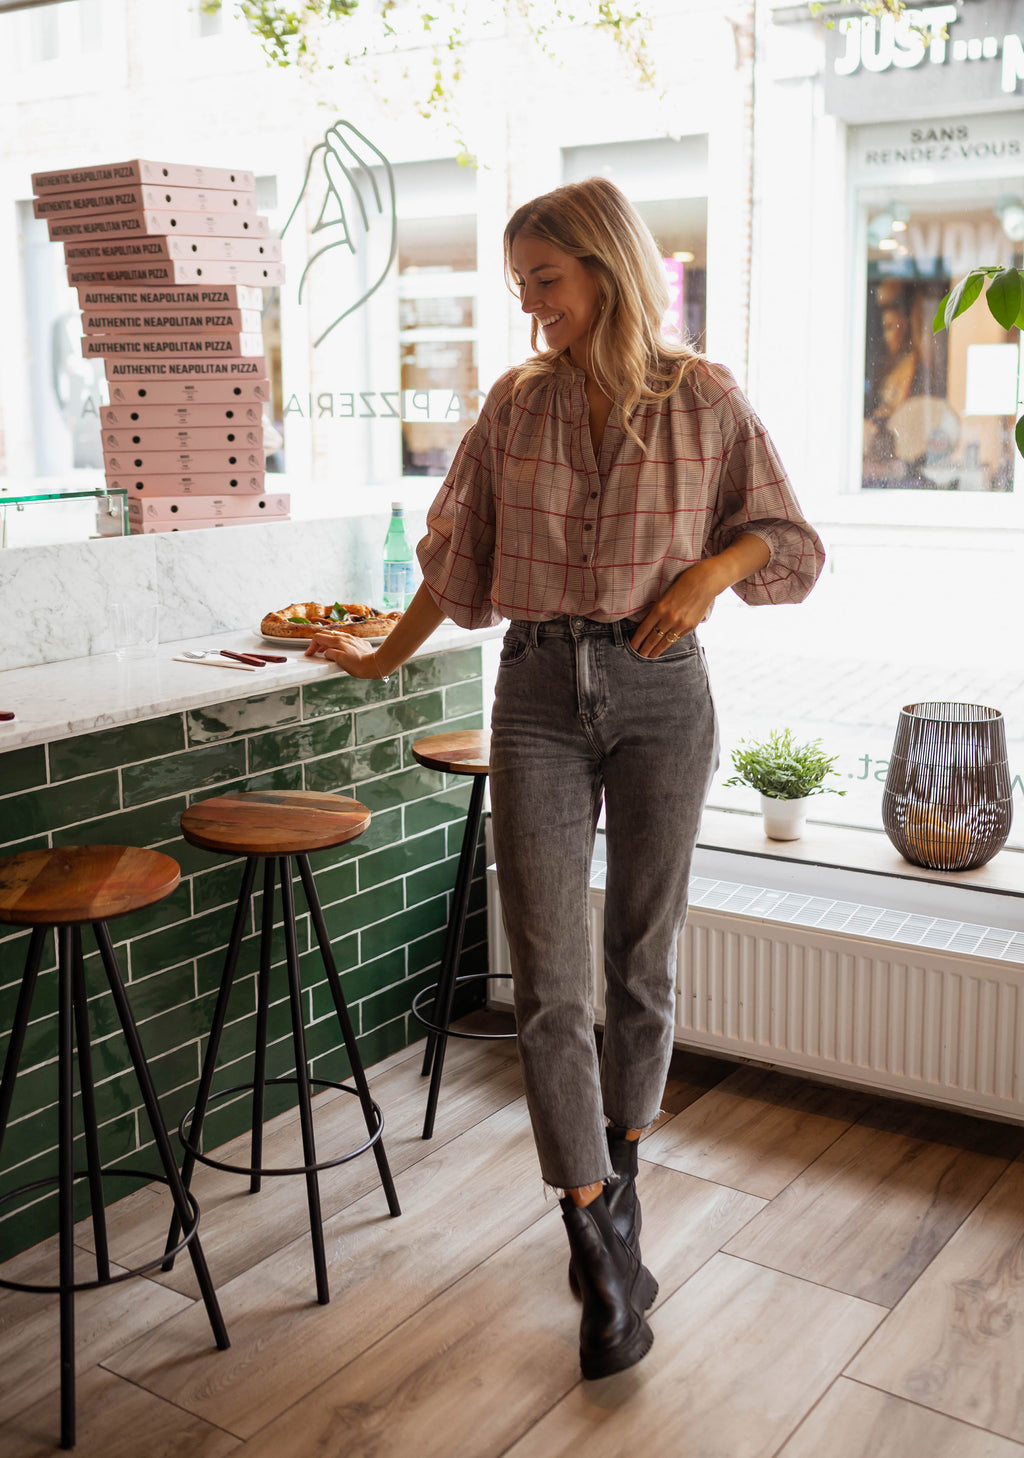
top-left (163, 790), bottom-right (401, 1306)
top-left (410, 730), bottom-right (515, 1140)
top-left (0, 845), bottom-right (230, 1450)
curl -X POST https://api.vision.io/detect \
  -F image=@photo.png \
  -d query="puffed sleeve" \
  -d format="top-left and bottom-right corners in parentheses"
top-left (698, 365), bottom-right (825, 606)
top-left (416, 372), bottom-right (515, 630)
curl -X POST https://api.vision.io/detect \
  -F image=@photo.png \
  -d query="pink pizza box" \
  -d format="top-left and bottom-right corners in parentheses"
top-left (32, 159), bottom-right (255, 194)
top-left (71, 238), bottom-right (282, 265)
top-left (104, 447), bottom-right (262, 473)
top-left (128, 492), bottom-right (289, 521)
top-left (103, 424), bottom-right (264, 451)
top-left (154, 260), bottom-right (284, 287)
top-left (84, 334), bottom-right (265, 358)
top-left (35, 185), bottom-right (257, 219)
top-left (82, 308), bottom-right (263, 333)
top-left (104, 357), bottom-right (267, 381)
top-left (108, 471), bottom-right (266, 496)
top-left (50, 210), bottom-right (269, 241)
top-left (162, 236), bottom-right (282, 262)
top-left (68, 259), bottom-right (283, 287)
top-left (106, 378), bottom-right (271, 405)
top-left (77, 284), bottom-right (264, 310)
top-left (130, 515), bottom-right (288, 532)
top-left (66, 238), bottom-right (191, 262)
top-left (100, 401), bottom-right (264, 427)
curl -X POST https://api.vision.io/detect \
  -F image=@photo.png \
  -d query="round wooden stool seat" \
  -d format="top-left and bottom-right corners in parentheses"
top-left (411, 729), bottom-right (490, 776)
top-left (0, 846), bottom-right (180, 927)
top-left (181, 790), bottom-right (371, 856)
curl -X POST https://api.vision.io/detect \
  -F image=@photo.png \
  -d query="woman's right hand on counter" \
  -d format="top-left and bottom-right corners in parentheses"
top-left (305, 582), bottom-right (447, 680)
top-left (304, 632), bottom-right (384, 677)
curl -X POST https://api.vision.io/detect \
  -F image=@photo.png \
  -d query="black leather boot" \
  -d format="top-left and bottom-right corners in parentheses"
top-left (560, 1189), bottom-right (656, 1380)
top-left (569, 1127), bottom-right (657, 1305)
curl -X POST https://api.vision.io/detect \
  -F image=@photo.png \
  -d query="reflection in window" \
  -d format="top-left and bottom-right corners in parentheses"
top-left (862, 195), bottom-right (1023, 492)
top-left (19, 200), bottom-right (105, 477)
top-left (562, 138), bottom-right (709, 352)
top-left (636, 197), bottom-right (708, 353)
top-left (398, 209), bottom-right (478, 477)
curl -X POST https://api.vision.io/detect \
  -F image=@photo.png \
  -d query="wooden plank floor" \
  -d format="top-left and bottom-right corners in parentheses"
top-left (3, 1014), bottom-right (1024, 1457)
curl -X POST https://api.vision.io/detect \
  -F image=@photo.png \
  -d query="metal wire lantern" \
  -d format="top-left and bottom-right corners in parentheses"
top-left (881, 702), bottom-right (1013, 872)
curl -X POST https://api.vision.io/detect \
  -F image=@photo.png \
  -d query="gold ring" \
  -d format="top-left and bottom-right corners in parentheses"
top-left (652, 628), bottom-right (666, 637)
top-left (664, 632), bottom-right (680, 643)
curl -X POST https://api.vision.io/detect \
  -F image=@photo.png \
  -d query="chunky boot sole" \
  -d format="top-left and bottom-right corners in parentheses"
top-left (580, 1317), bottom-right (654, 1380)
top-left (579, 1273), bottom-right (655, 1381)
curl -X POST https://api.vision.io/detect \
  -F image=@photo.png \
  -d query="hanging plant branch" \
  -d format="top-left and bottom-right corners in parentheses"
top-left (200, 0), bottom-right (657, 101)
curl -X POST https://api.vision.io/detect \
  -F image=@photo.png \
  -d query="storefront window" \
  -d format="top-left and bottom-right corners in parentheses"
top-left (861, 188), bottom-right (1023, 493)
top-left (562, 138), bottom-right (709, 351)
top-left (396, 181), bottom-right (478, 478)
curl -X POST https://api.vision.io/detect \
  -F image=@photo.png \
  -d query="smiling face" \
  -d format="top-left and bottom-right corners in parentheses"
top-left (510, 234), bottom-right (603, 369)
top-left (881, 306), bottom-right (911, 357)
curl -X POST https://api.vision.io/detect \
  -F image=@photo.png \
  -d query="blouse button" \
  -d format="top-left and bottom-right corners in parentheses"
top-left (584, 524), bottom-right (593, 532)
top-left (590, 492), bottom-right (598, 500)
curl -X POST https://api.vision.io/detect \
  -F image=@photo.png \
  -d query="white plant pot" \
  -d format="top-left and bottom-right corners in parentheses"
top-left (760, 793), bottom-right (812, 841)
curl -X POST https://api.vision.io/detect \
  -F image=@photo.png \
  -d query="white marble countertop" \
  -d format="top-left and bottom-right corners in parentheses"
top-left (0, 623), bottom-right (502, 753)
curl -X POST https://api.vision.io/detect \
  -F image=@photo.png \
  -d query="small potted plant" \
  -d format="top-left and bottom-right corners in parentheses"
top-left (724, 728), bottom-right (846, 840)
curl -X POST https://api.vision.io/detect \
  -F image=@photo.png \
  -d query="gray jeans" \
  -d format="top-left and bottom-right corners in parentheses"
top-left (490, 615), bottom-right (719, 1189)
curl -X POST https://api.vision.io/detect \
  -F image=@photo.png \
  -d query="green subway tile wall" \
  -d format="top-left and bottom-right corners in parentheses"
top-left (0, 647), bottom-right (488, 1258)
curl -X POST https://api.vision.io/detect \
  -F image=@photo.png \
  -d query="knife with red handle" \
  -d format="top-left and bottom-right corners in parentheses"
top-left (219, 650), bottom-right (270, 667)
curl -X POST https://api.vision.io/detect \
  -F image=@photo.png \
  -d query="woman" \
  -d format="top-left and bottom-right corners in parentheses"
top-left (308, 177), bottom-right (824, 1379)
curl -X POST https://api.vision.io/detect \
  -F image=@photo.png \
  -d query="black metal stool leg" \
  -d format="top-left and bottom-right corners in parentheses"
top-left (93, 922), bottom-right (229, 1353)
top-left (164, 855), bottom-right (258, 1267)
top-left (70, 928), bottom-right (110, 1283)
top-left (419, 782), bottom-right (485, 1081)
top-left (57, 928), bottom-right (77, 1450)
top-left (298, 856), bottom-right (401, 1219)
top-left (279, 859), bottom-right (329, 1304)
top-left (249, 856), bottom-right (276, 1194)
top-left (421, 775), bottom-right (486, 1140)
top-left (0, 926), bottom-right (47, 1162)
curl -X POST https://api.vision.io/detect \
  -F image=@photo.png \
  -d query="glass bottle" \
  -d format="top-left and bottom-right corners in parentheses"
top-left (382, 501), bottom-right (415, 610)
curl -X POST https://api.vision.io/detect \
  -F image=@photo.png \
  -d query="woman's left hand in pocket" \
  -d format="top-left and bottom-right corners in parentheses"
top-left (630, 562), bottom-right (720, 659)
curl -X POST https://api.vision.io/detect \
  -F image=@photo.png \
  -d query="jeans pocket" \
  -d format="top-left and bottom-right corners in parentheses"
top-left (622, 629), bottom-right (698, 664)
top-left (499, 626), bottom-right (532, 667)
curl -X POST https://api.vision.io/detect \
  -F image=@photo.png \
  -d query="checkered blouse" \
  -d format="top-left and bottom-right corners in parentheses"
top-left (417, 359), bottom-right (825, 630)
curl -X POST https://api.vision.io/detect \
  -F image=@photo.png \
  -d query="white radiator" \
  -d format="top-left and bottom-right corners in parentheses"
top-left (486, 850), bottom-right (1024, 1123)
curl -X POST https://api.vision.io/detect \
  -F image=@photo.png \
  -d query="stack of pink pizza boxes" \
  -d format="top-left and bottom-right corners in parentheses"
top-left (32, 157), bottom-right (289, 533)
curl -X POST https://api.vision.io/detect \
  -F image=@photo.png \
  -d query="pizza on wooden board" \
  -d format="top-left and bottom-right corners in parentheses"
top-left (260, 602), bottom-right (403, 639)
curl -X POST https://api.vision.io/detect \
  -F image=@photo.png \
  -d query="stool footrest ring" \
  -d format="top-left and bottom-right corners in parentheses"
top-left (0, 1167), bottom-right (201, 1294)
top-left (411, 973), bottom-right (517, 1041)
top-left (179, 1076), bottom-right (385, 1178)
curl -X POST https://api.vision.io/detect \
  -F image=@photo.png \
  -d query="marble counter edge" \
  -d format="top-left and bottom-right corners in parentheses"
top-left (0, 624), bottom-right (503, 753)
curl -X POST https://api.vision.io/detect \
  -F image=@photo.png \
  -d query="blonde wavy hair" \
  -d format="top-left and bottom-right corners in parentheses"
top-left (503, 176), bottom-right (702, 447)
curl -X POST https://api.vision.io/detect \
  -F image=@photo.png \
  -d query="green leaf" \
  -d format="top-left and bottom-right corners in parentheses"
top-left (1016, 414), bottom-right (1024, 460)
top-left (934, 270), bottom-right (986, 332)
top-left (287, 616), bottom-right (310, 624)
top-left (724, 728), bottom-right (845, 800)
top-left (986, 268), bottom-right (1024, 331)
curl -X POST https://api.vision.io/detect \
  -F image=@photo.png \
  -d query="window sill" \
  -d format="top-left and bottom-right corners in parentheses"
top-left (695, 807), bottom-right (1024, 928)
